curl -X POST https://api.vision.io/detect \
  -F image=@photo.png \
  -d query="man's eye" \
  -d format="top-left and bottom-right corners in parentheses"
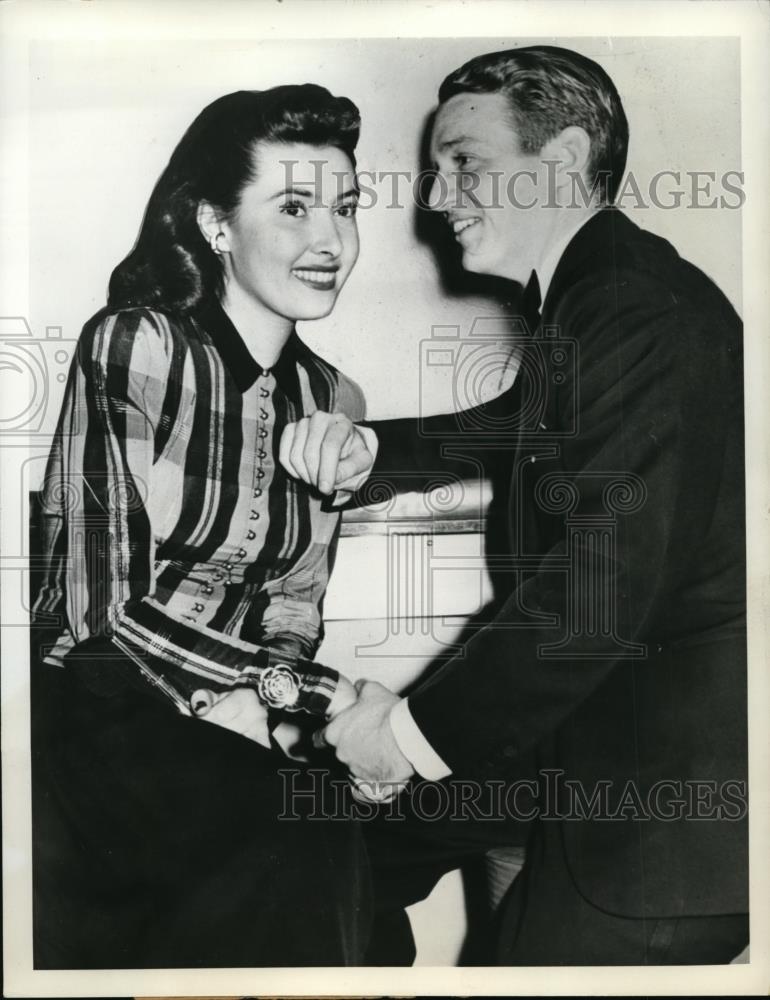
top-left (455, 154), bottom-right (475, 169)
top-left (281, 200), bottom-right (307, 218)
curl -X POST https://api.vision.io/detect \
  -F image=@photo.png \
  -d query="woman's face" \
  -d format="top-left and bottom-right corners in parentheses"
top-left (218, 140), bottom-right (359, 324)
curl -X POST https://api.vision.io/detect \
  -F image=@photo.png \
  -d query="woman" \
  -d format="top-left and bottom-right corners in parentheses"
top-left (31, 85), bottom-right (370, 969)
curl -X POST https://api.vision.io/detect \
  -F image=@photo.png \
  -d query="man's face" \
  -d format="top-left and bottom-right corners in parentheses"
top-left (428, 91), bottom-right (550, 285)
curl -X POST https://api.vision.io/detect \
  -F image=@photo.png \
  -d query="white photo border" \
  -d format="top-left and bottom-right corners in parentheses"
top-left (2, 1), bottom-right (768, 996)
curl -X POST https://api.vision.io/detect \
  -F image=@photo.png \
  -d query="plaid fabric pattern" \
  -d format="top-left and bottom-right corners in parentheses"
top-left (33, 299), bottom-right (365, 716)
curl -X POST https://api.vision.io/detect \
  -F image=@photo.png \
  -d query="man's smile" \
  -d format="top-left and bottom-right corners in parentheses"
top-left (452, 217), bottom-right (481, 236)
top-left (446, 214), bottom-right (483, 246)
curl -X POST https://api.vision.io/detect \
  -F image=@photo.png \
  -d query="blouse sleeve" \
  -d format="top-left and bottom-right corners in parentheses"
top-left (254, 534), bottom-right (340, 660)
top-left (37, 310), bottom-right (340, 716)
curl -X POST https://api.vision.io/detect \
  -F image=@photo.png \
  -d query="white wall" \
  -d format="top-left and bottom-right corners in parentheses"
top-left (24, 36), bottom-right (740, 454)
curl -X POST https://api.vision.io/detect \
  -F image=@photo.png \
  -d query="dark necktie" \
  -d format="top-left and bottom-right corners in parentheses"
top-left (520, 270), bottom-right (542, 334)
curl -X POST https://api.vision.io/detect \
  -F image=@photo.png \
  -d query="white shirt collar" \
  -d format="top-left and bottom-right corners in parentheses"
top-left (535, 209), bottom-right (599, 302)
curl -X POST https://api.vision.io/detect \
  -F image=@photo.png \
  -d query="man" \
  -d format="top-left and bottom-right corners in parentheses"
top-left (281, 46), bottom-right (748, 964)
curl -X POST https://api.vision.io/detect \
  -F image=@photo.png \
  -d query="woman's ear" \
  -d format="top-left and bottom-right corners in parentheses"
top-left (197, 202), bottom-right (231, 253)
top-left (542, 126), bottom-right (593, 203)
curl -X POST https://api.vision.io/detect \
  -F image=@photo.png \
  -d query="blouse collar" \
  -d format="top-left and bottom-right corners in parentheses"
top-left (194, 296), bottom-right (306, 398)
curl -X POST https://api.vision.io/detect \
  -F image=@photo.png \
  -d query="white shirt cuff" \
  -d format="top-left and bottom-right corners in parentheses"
top-left (389, 698), bottom-right (452, 781)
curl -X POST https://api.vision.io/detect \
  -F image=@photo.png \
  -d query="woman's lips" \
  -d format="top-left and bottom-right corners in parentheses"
top-left (292, 268), bottom-right (337, 291)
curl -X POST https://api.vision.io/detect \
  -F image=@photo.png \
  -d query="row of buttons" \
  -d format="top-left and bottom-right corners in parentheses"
top-left (184, 370), bottom-right (272, 623)
top-left (248, 374), bottom-right (270, 549)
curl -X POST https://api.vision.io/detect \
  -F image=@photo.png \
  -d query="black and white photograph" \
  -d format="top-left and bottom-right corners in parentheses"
top-left (1, 1), bottom-right (768, 996)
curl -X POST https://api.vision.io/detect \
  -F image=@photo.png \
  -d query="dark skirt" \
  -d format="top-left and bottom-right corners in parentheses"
top-left (31, 659), bottom-right (371, 969)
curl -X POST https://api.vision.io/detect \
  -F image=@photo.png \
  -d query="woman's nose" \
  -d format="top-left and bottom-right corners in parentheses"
top-left (311, 211), bottom-right (343, 257)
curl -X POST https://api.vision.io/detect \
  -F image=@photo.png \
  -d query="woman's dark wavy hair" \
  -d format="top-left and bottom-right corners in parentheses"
top-left (108, 84), bottom-right (360, 313)
top-left (438, 46), bottom-right (629, 205)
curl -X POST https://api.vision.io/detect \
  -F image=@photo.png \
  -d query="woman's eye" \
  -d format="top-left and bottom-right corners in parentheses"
top-left (455, 154), bottom-right (474, 169)
top-left (335, 203), bottom-right (358, 219)
top-left (280, 200), bottom-right (307, 218)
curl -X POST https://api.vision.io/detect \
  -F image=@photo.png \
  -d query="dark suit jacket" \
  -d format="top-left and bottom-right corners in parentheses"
top-left (366, 208), bottom-right (747, 919)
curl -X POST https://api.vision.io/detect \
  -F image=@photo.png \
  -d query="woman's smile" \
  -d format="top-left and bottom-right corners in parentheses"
top-left (292, 265), bottom-right (340, 291)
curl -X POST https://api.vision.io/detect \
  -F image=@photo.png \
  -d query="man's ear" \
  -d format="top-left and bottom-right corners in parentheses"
top-left (197, 201), bottom-right (230, 251)
top-left (543, 126), bottom-right (593, 200)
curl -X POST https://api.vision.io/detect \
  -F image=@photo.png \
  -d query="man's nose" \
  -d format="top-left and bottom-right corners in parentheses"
top-left (310, 210), bottom-right (343, 257)
top-left (427, 172), bottom-right (454, 213)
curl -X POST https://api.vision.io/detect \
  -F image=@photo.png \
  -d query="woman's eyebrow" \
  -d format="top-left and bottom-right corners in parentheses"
top-left (270, 185), bottom-right (315, 199)
top-left (270, 185), bottom-right (359, 202)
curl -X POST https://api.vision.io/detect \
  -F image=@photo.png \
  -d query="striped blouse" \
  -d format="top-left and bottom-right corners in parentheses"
top-left (33, 298), bottom-right (365, 716)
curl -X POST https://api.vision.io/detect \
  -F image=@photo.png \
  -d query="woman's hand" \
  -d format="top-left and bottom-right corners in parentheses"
top-left (190, 673), bottom-right (356, 749)
top-left (326, 673), bottom-right (358, 719)
top-left (190, 687), bottom-right (270, 747)
top-left (271, 675), bottom-right (358, 763)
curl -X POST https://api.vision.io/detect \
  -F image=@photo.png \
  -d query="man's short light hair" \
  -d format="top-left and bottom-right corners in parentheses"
top-left (438, 45), bottom-right (629, 205)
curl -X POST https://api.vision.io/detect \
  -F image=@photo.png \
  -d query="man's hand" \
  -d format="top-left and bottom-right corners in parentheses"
top-left (279, 411), bottom-right (377, 497)
top-left (190, 687), bottom-right (270, 747)
top-left (321, 680), bottom-right (414, 786)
